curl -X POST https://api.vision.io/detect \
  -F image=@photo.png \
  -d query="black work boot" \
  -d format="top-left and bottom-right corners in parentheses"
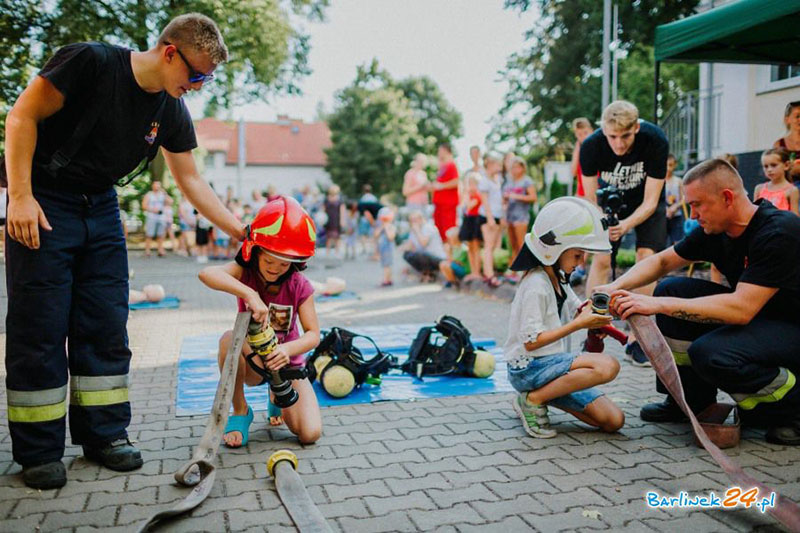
top-left (22, 461), bottom-right (67, 490)
top-left (766, 419), bottom-right (800, 446)
top-left (640, 395), bottom-right (688, 422)
top-left (82, 439), bottom-right (143, 471)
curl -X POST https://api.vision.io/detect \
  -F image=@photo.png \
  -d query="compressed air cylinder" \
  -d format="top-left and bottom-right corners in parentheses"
top-left (470, 350), bottom-right (496, 378)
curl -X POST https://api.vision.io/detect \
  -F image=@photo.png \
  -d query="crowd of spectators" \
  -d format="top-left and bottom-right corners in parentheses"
top-left (108, 99), bottom-right (800, 294)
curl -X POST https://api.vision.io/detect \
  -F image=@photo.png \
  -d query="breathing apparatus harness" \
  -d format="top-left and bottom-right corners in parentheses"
top-left (401, 315), bottom-right (483, 378)
top-left (306, 327), bottom-right (398, 389)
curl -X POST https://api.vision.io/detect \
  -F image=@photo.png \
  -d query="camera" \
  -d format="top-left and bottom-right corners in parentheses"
top-left (246, 319), bottom-right (303, 408)
top-left (595, 186), bottom-right (627, 280)
top-left (596, 186), bottom-right (625, 223)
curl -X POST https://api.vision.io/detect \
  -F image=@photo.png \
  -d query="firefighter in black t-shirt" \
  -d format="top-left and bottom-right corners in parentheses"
top-left (3, 14), bottom-right (245, 489)
top-left (596, 159), bottom-right (800, 446)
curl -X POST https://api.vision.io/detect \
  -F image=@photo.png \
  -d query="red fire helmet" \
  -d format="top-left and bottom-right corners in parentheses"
top-left (241, 196), bottom-right (317, 262)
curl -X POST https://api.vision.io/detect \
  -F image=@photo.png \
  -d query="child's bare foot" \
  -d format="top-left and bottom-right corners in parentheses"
top-left (269, 415), bottom-right (284, 426)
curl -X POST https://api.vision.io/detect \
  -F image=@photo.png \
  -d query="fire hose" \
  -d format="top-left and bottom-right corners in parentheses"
top-left (136, 311), bottom-right (251, 532)
top-left (629, 314), bottom-right (800, 531)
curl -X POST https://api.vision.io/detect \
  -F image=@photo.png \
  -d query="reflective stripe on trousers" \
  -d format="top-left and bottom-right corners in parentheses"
top-left (7, 385), bottom-right (68, 423)
top-left (70, 375), bottom-right (130, 407)
top-left (731, 368), bottom-right (796, 411)
top-left (664, 336), bottom-right (692, 366)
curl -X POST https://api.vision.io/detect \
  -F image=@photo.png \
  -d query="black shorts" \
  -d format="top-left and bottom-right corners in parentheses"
top-left (478, 215), bottom-right (501, 226)
top-left (629, 201), bottom-right (667, 252)
top-left (458, 215), bottom-right (483, 242)
top-left (196, 227), bottom-right (210, 246)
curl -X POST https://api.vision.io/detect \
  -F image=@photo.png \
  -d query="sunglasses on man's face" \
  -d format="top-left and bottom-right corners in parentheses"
top-left (167, 43), bottom-right (215, 83)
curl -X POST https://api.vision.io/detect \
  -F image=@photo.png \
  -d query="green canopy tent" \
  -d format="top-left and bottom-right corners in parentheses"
top-left (653, 0), bottom-right (800, 123)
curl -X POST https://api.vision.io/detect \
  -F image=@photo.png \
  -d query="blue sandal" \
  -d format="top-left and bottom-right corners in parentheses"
top-left (267, 398), bottom-right (282, 420)
top-left (223, 406), bottom-right (254, 447)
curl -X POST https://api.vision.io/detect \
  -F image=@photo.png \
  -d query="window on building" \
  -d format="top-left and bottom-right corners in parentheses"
top-left (770, 65), bottom-right (800, 82)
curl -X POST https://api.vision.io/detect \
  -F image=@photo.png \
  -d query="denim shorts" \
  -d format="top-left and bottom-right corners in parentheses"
top-left (507, 353), bottom-right (603, 413)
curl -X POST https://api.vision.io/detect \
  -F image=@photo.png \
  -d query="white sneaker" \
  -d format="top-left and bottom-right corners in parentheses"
top-left (512, 394), bottom-right (557, 438)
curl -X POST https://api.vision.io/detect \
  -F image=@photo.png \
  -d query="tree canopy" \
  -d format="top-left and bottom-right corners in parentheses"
top-left (489, 0), bottom-right (701, 159)
top-left (324, 60), bottom-right (463, 197)
top-left (0, 0), bottom-right (328, 145)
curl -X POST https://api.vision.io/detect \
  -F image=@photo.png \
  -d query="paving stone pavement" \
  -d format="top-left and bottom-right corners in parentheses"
top-left (0, 249), bottom-right (798, 532)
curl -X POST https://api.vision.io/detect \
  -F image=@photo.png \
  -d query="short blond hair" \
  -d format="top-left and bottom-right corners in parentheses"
top-left (601, 100), bottom-right (639, 130)
top-left (159, 13), bottom-right (228, 64)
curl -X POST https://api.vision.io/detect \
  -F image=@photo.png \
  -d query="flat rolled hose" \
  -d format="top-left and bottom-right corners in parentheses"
top-left (136, 311), bottom-right (251, 532)
top-left (268, 450), bottom-right (333, 533)
top-left (628, 314), bottom-right (800, 531)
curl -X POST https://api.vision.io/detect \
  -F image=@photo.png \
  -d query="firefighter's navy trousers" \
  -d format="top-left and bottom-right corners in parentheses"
top-left (5, 184), bottom-right (131, 467)
top-left (654, 276), bottom-right (800, 425)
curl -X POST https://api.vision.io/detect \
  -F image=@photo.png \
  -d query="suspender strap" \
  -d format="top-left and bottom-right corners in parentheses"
top-left (44, 43), bottom-right (112, 176)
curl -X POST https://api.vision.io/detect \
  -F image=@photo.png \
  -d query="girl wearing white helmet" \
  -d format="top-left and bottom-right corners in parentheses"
top-left (504, 196), bottom-right (625, 437)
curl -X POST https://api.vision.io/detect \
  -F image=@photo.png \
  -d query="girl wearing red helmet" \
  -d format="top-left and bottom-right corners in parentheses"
top-left (199, 196), bottom-right (322, 448)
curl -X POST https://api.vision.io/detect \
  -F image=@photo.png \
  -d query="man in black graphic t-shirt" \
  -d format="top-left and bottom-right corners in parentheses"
top-left (580, 100), bottom-right (669, 297)
top-left (4, 14), bottom-right (245, 489)
top-left (598, 159), bottom-right (800, 446)
top-left (580, 101), bottom-right (669, 367)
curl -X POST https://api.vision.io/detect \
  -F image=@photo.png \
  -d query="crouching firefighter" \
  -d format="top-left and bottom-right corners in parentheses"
top-left (4, 15), bottom-right (243, 489)
top-left (600, 158), bottom-right (800, 445)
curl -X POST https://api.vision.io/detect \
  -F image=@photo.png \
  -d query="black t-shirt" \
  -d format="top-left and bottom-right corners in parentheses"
top-left (34, 43), bottom-right (197, 192)
top-left (674, 200), bottom-right (800, 322)
top-left (579, 120), bottom-right (668, 217)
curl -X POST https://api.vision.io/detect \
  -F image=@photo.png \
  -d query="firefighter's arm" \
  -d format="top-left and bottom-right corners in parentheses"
top-left (163, 149), bottom-right (245, 241)
top-left (5, 76), bottom-right (62, 248)
top-left (613, 282), bottom-right (776, 325)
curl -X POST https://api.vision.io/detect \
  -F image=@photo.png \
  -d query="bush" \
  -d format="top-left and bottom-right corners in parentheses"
top-left (493, 248), bottom-right (511, 272)
top-left (615, 248), bottom-right (636, 268)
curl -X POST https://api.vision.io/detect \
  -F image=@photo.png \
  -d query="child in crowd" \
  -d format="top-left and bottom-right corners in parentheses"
top-left (503, 157), bottom-right (537, 275)
top-left (375, 207), bottom-right (397, 287)
top-left (505, 197), bottom-right (624, 437)
top-left (439, 226), bottom-right (468, 288)
top-left (195, 212), bottom-right (211, 263)
top-left (177, 194), bottom-right (196, 257)
top-left (199, 197), bottom-right (322, 447)
top-left (479, 155), bottom-right (505, 287)
top-left (241, 203), bottom-right (254, 224)
top-left (664, 154), bottom-right (685, 246)
top-left (755, 148), bottom-right (799, 215)
top-left (458, 172), bottom-right (483, 282)
top-left (324, 185), bottom-right (345, 257)
top-left (343, 201), bottom-right (359, 260)
top-left (213, 226), bottom-right (231, 260)
top-left (162, 196), bottom-right (177, 255)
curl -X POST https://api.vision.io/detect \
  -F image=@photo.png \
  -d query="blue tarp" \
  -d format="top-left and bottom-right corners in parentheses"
top-left (130, 296), bottom-right (180, 310)
top-left (176, 324), bottom-right (509, 416)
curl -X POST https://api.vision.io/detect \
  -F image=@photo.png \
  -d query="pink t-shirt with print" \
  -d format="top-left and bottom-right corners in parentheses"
top-left (237, 268), bottom-right (315, 366)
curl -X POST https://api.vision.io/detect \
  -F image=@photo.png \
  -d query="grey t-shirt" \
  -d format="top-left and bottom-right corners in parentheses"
top-left (503, 176), bottom-right (535, 222)
top-left (410, 222), bottom-right (445, 258)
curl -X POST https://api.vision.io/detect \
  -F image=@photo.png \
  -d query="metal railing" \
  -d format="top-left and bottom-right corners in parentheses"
top-left (660, 88), bottom-right (721, 173)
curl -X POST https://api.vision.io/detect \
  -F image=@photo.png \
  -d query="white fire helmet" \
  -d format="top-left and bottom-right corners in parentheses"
top-left (522, 197), bottom-right (611, 267)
